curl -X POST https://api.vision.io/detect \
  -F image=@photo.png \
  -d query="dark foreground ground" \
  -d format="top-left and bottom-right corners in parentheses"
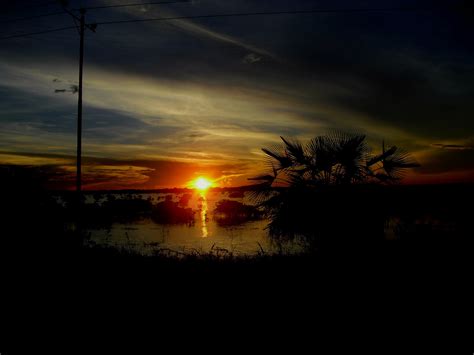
top-left (0, 168), bottom-right (472, 352)
top-left (1, 237), bottom-right (472, 353)
top-left (1, 244), bottom-right (472, 353)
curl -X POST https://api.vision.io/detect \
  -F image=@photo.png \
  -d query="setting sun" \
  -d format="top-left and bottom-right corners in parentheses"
top-left (193, 177), bottom-right (212, 191)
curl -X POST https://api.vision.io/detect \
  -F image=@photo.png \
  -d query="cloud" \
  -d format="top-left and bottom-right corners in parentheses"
top-left (2, 57), bottom-right (472, 183)
top-left (107, 3), bottom-right (277, 61)
top-left (321, 50), bottom-right (474, 140)
top-left (0, 152), bottom-right (72, 166)
top-left (413, 146), bottom-right (474, 175)
top-left (1, 0), bottom-right (474, 184)
top-left (0, 61), bottom-right (334, 164)
top-left (242, 53), bottom-right (262, 64)
top-left (166, 18), bottom-right (276, 60)
top-left (431, 143), bottom-right (474, 150)
top-left (0, 150), bottom-right (251, 189)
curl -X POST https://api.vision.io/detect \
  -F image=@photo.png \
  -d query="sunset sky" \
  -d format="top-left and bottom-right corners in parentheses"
top-left (1, 0), bottom-right (473, 189)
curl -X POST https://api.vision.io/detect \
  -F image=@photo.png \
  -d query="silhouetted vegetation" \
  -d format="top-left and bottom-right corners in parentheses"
top-left (1, 158), bottom-right (472, 269)
top-left (81, 196), bottom-right (153, 227)
top-left (178, 193), bottom-right (192, 207)
top-left (0, 165), bottom-right (79, 264)
top-left (151, 196), bottom-right (195, 224)
top-left (213, 199), bottom-right (262, 226)
top-left (228, 190), bottom-right (245, 198)
top-left (250, 132), bottom-right (422, 249)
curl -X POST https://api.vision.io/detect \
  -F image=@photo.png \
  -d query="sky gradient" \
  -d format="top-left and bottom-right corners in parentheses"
top-left (1, 0), bottom-right (473, 189)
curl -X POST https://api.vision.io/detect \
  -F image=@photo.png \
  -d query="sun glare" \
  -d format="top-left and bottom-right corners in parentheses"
top-left (193, 177), bottom-right (212, 191)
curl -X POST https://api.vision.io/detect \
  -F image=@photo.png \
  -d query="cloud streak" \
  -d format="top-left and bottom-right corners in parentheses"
top-left (1, 0), bottom-right (473, 185)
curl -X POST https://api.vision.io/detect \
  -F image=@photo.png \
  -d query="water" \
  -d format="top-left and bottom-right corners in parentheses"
top-left (82, 190), bottom-right (301, 256)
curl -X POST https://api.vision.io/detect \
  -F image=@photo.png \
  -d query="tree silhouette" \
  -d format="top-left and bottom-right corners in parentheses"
top-left (250, 132), bottom-right (420, 249)
top-left (251, 132), bottom-right (419, 188)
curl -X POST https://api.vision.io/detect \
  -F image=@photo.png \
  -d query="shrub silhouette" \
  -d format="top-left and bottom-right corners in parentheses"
top-left (151, 199), bottom-right (194, 224)
top-left (228, 190), bottom-right (245, 198)
top-left (82, 196), bottom-right (152, 227)
top-left (178, 193), bottom-right (192, 207)
top-left (213, 199), bottom-right (262, 226)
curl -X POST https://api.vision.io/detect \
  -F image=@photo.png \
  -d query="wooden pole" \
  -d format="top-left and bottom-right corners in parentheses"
top-left (76, 9), bottom-right (85, 204)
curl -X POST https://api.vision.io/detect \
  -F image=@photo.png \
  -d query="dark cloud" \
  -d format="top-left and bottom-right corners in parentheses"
top-left (418, 149), bottom-right (474, 175)
top-left (242, 53), bottom-right (262, 64)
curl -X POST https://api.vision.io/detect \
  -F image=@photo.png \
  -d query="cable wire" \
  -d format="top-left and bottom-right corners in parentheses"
top-left (74, 0), bottom-right (192, 11)
top-left (0, 0), bottom-right (191, 24)
top-left (94, 7), bottom-right (428, 26)
top-left (0, 26), bottom-right (76, 40)
top-left (0, 6), bottom-right (434, 40)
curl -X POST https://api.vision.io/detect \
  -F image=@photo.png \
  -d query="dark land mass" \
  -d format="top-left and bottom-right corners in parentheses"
top-left (0, 166), bottom-right (472, 349)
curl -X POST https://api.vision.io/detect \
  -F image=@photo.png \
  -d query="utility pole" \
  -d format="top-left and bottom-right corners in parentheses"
top-left (60, 3), bottom-right (96, 226)
top-left (60, 3), bottom-right (96, 209)
top-left (77, 8), bottom-right (85, 201)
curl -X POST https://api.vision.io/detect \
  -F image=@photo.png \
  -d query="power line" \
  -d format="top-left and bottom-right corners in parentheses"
top-left (61, 5), bottom-right (97, 32)
top-left (0, 26), bottom-right (76, 40)
top-left (0, 6), bottom-right (434, 40)
top-left (74, 0), bottom-right (192, 11)
top-left (0, 0), bottom-right (192, 24)
top-left (94, 7), bottom-right (429, 26)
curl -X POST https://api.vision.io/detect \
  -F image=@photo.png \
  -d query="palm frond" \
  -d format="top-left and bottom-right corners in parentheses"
top-left (248, 175), bottom-right (275, 182)
top-left (280, 136), bottom-right (307, 165)
top-left (367, 146), bottom-right (397, 166)
top-left (381, 148), bottom-right (420, 179)
top-left (334, 133), bottom-right (369, 183)
top-left (374, 172), bottom-right (396, 182)
top-left (261, 145), bottom-right (292, 171)
top-left (307, 136), bottom-right (337, 173)
top-left (248, 186), bottom-right (277, 206)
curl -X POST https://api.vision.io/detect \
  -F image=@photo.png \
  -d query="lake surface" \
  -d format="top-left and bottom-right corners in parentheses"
top-left (80, 190), bottom-right (303, 256)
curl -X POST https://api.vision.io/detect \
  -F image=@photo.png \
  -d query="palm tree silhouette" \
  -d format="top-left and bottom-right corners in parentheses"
top-left (251, 131), bottom-right (418, 188)
top-left (250, 131), bottom-right (420, 249)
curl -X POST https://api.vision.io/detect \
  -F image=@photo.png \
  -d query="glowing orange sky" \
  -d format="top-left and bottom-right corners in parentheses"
top-left (1, 149), bottom-right (472, 190)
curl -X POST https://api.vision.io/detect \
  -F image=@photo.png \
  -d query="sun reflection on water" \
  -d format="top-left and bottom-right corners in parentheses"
top-left (200, 191), bottom-right (208, 238)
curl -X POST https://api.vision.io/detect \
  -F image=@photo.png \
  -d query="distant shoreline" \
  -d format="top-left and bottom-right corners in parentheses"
top-left (46, 183), bottom-right (474, 194)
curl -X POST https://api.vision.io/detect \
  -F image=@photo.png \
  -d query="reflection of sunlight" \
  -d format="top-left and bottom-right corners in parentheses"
top-left (200, 191), bottom-right (208, 238)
